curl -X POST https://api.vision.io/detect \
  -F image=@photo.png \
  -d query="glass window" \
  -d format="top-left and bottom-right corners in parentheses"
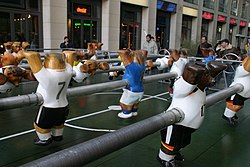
top-left (216, 23), bottom-right (223, 41)
top-left (219, 0), bottom-right (228, 12)
top-left (0, 0), bottom-right (25, 8)
top-left (229, 25), bottom-right (234, 42)
top-left (201, 19), bottom-right (209, 37)
top-left (203, 0), bottom-right (214, 9)
top-left (181, 15), bottom-right (192, 42)
top-left (0, 12), bottom-right (11, 53)
top-left (14, 14), bottom-right (27, 42)
top-left (183, 0), bottom-right (198, 5)
top-left (29, 0), bottom-right (39, 10)
top-left (92, 20), bottom-right (97, 42)
top-left (231, 0), bottom-right (238, 16)
top-left (241, 0), bottom-right (249, 18)
top-left (28, 15), bottom-right (39, 49)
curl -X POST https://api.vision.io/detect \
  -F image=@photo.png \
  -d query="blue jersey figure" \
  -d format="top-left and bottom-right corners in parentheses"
top-left (118, 49), bottom-right (147, 119)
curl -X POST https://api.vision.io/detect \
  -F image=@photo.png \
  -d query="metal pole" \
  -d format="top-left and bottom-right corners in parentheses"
top-left (20, 83), bottom-right (244, 167)
top-left (206, 83), bottom-right (243, 107)
top-left (0, 72), bottom-right (177, 111)
top-left (20, 108), bottom-right (185, 167)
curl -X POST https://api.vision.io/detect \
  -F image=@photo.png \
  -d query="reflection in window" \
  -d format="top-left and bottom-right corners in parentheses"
top-left (181, 15), bottom-right (192, 42)
top-left (231, 0), bottom-right (238, 16)
top-left (201, 20), bottom-right (209, 37)
top-left (14, 14), bottom-right (26, 42)
top-left (216, 23), bottom-right (223, 41)
top-left (203, 0), bottom-right (214, 9)
top-left (241, 0), bottom-right (249, 18)
top-left (219, 0), bottom-right (228, 12)
top-left (28, 15), bottom-right (39, 49)
top-left (183, 0), bottom-right (198, 5)
top-left (0, 12), bottom-right (11, 53)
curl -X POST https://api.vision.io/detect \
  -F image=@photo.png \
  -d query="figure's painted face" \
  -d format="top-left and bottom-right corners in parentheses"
top-left (4, 66), bottom-right (25, 87)
top-left (199, 61), bottom-right (227, 88)
top-left (44, 53), bottom-right (66, 69)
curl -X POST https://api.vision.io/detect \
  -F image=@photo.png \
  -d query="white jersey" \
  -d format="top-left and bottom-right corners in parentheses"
top-left (156, 57), bottom-right (170, 70)
top-left (72, 62), bottom-right (90, 83)
top-left (34, 63), bottom-right (73, 108)
top-left (170, 58), bottom-right (187, 78)
top-left (230, 64), bottom-right (250, 98)
top-left (167, 77), bottom-right (205, 129)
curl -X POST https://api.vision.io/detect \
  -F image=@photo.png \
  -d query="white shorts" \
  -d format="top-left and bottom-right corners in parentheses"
top-left (120, 89), bottom-right (144, 106)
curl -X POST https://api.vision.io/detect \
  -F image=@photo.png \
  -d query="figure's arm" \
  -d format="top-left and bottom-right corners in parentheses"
top-left (63, 50), bottom-right (78, 67)
top-left (21, 51), bottom-right (43, 73)
top-left (117, 50), bottom-right (133, 66)
top-left (0, 73), bottom-right (7, 85)
top-left (242, 55), bottom-right (250, 72)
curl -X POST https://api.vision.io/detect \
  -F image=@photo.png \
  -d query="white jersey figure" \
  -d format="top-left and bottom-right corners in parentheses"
top-left (157, 61), bottom-right (227, 167)
top-left (63, 50), bottom-right (109, 84)
top-left (222, 55), bottom-right (250, 125)
top-left (23, 51), bottom-right (74, 146)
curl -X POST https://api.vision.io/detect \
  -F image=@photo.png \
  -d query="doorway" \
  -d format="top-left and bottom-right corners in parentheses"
top-left (71, 19), bottom-right (98, 48)
top-left (156, 11), bottom-right (170, 49)
top-left (120, 22), bottom-right (140, 49)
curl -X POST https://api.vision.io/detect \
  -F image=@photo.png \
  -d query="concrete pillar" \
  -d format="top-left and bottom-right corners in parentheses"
top-left (42, 0), bottom-right (67, 49)
top-left (101, 0), bottom-right (120, 51)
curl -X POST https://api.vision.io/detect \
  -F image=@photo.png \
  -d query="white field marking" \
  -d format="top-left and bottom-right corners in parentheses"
top-left (0, 129), bottom-right (35, 141)
top-left (65, 123), bottom-right (115, 132)
top-left (0, 91), bottom-right (169, 141)
top-left (66, 109), bottom-right (112, 122)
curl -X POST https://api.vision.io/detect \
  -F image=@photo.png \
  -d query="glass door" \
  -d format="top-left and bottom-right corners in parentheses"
top-left (71, 19), bottom-right (98, 48)
top-left (120, 22), bottom-right (140, 50)
top-left (72, 19), bottom-right (82, 48)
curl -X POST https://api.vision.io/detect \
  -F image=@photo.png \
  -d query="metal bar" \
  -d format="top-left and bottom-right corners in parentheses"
top-left (206, 83), bottom-right (243, 107)
top-left (0, 72), bottom-right (176, 111)
top-left (20, 108), bottom-right (185, 167)
top-left (18, 83), bottom-right (245, 167)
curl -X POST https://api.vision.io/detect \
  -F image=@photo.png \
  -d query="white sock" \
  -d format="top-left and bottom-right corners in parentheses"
top-left (224, 108), bottom-right (236, 118)
top-left (159, 149), bottom-right (174, 161)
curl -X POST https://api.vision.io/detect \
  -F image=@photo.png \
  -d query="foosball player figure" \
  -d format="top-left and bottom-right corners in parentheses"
top-left (222, 55), bottom-right (250, 125)
top-left (117, 49), bottom-right (147, 119)
top-left (157, 61), bottom-right (226, 167)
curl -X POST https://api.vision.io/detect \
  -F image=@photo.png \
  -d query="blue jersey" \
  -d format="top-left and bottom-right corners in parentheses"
top-left (122, 62), bottom-right (145, 92)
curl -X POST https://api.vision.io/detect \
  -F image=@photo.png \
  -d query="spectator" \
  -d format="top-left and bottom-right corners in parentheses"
top-left (244, 38), bottom-right (250, 54)
top-left (218, 38), bottom-right (240, 58)
top-left (214, 41), bottom-right (222, 56)
top-left (196, 36), bottom-right (212, 57)
top-left (142, 34), bottom-right (158, 55)
top-left (60, 36), bottom-right (73, 49)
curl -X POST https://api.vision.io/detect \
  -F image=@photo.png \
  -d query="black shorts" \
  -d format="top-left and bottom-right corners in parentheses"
top-left (35, 106), bottom-right (69, 129)
top-left (227, 94), bottom-right (248, 106)
top-left (160, 125), bottom-right (196, 153)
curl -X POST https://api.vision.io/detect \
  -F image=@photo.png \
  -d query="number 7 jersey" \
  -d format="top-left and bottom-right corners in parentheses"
top-left (34, 63), bottom-right (73, 108)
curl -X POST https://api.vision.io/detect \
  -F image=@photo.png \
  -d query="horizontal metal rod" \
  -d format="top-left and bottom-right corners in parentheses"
top-left (206, 83), bottom-right (244, 107)
top-left (0, 72), bottom-right (176, 111)
top-left (20, 83), bottom-right (244, 167)
top-left (20, 108), bottom-right (185, 167)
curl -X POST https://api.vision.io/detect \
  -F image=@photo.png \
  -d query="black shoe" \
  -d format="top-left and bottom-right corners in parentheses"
top-left (174, 152), bottom-right (184, 161)
top-left (33, 138), bottom-right (52, 146)
top-left (52, 135), bottom-right (63, 141)
top-left (233, 114), bottom-right (238, 120)
top-left (108, 75), bottom-right (113, 80)
top-left (222, 115), bottom-right (237, 125)
top-left (157, 156), bottom-right (177, 167)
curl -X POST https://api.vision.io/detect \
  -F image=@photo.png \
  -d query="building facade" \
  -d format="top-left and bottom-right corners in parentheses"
top-left (0, 0), bottom-right (249, 53)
